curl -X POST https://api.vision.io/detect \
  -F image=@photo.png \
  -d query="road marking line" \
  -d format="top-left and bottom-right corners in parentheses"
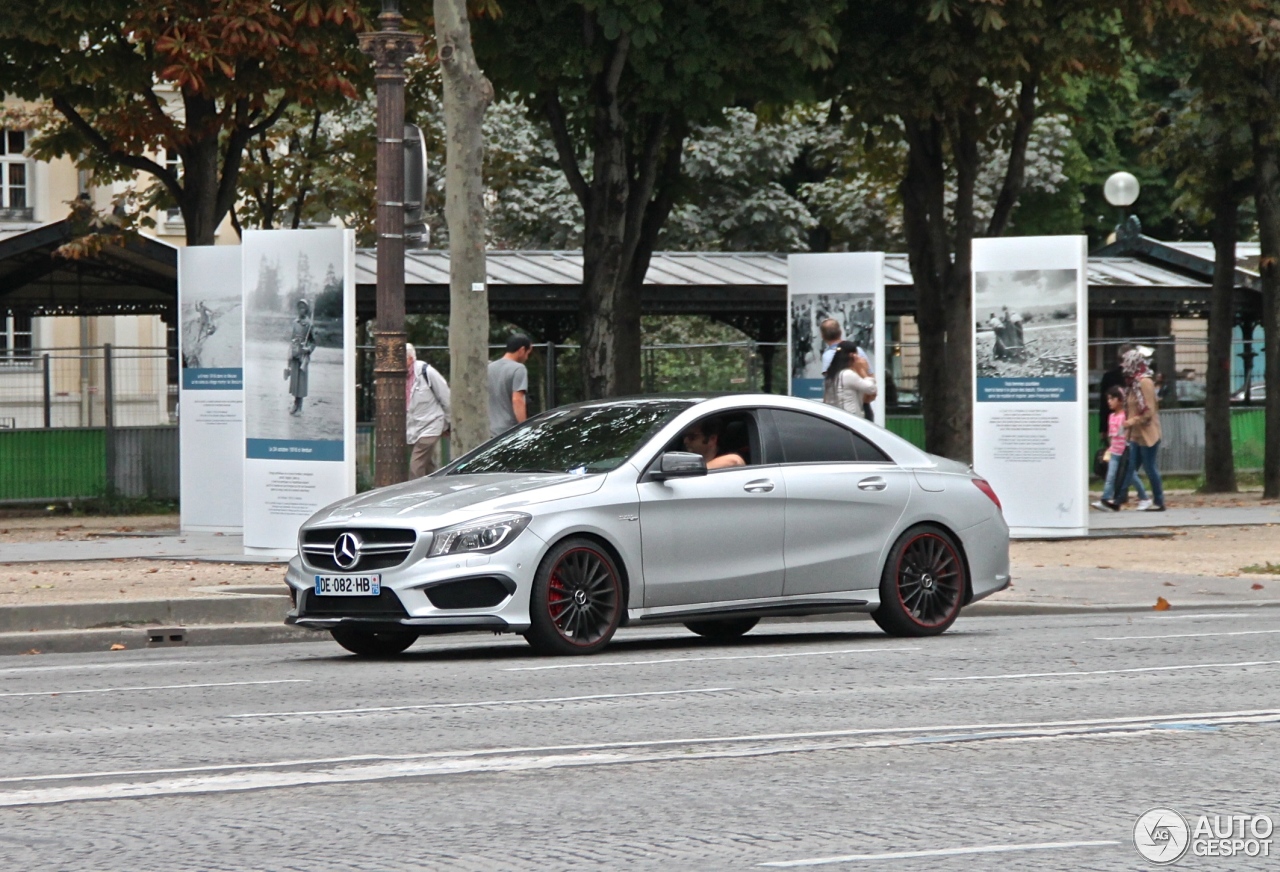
top-left (503, 647), bottom-right (919, 671)
top-left (931, 659), bottom-right (1280, 682)
top-left (0, 661), bottom-right (209, 676)
top-left (0, 679), bottom-right (310, 699)
top-left (758, 840), bottom-right (1121, 867)
top-left (1144, 613), bottom-right (1252, 620)
top-left (5, 708), bottom-right (1277, 791)
top-left (226, 687), bottom-right (733, 719)
top-left (1096, 629), bottom-right (1280, 641)
top-left (3, 713), bottom-right (1275, 808)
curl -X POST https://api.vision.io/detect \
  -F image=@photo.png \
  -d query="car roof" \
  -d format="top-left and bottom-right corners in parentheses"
top-left (551, 394), bottom-right (940, 469)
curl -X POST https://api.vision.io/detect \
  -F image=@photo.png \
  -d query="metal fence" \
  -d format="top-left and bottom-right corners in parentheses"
top-left (360, 342), bottom-right (791, 422)
top-left (888, 336), bottom-right (1265, 409)
top-left (0, 337), bottom-right (1272, 502)
top-left (0, 345), bottom-right (175, 430)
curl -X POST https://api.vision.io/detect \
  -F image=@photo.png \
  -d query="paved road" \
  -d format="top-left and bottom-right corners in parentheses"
top-left (1, 610), bottom-right (1278, 871)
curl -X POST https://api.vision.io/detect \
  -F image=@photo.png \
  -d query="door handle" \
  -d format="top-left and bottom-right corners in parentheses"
top-left (858, 476), bottom-right (887, 491)
top-left (743, 479), bottom-right (775, 493)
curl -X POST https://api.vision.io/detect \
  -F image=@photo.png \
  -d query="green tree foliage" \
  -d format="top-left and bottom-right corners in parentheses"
top-left (472, 0), bottom-right (841, 399)
top-left (0, 0), bottom-right (368, 245)
top-left (1137, 0), bottom-right (1280, 498)
top-left (823, 0), bottom-right (1126, 460)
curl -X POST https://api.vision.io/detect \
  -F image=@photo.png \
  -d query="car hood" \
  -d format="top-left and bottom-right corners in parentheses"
top-left (307, 472), bottom-right (606, 527)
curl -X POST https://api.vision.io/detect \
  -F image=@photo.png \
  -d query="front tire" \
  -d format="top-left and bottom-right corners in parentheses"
top-left (683, 617), bottom-right (759, 641)
top-left (330, 626), bottom-right (419, 657)
top-left (872, 524), bottom-right (966, 637)
top-left (524, 538), bottom-right (624, 656)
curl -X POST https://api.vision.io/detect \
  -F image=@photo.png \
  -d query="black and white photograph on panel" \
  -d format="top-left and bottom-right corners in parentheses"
top-left (789, 293), bottom-right (875, 381)
top-left (974, 269), bottom-right (1079, 380)
top-left (180, 289), bottom-right (241, 369)
top-left (242, 230), bottom-right (346, 443)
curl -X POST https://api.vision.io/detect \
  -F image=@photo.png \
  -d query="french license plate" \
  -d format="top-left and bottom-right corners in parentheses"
top-left (314, 574), bottom-right (381, 596)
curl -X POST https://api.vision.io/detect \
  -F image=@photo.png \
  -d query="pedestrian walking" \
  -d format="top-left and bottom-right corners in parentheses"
top-left (823, 341), bottom-right (877, 419)
top-left (406, 343), bottom-right (451, 478)
top-left (1092, 385), bottom-right (1147, 511)
top-left (1097, 344), bottom-right (1133, 442)
top-left (1116, 349), bottom-right (1165, 511)
top-left (820, 318), bottom-right (875, 421)
top-left (819, 318), bottom-right (843, 374)
top-left (488, 334), bottom-right (532, 438)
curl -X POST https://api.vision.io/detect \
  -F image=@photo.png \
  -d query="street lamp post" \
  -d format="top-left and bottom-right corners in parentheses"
top-left (1104, 171), bottom-right (1141, 238)
top-left (360, 0), bottom-right (423, 488)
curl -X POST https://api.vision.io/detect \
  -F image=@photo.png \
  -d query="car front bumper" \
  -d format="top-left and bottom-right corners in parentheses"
top-left (284, 525), bottom-right (548, 635)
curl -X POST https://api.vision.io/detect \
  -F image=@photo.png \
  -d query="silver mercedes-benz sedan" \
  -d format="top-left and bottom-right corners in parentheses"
top-left (285, 394), bottom-right (1010, 656)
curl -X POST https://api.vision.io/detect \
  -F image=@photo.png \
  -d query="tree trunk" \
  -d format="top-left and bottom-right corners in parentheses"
top-left (900, 115), bottom-right (975, 462)
top-left (543, 52), bottom-right (682, 399)
top-left (436, 0), bottom-right (494, 454)
top-left (1203, 192), bottom-right (1238, 493)
top-left (1252, 114), bottom-right (1280, 499)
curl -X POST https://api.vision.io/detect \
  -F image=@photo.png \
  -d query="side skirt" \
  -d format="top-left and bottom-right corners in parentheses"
top-left (629, 598), bottom-right (872, 626)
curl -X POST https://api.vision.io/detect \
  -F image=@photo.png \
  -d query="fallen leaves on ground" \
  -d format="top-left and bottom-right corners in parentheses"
top-left (109, 643), bottom-right (126, 651)
top-left (1154, 597), bottom-right (1171, 611)
top-left (23, 648), bottom-right (40, 655)
top-left (1253, 583), bottom-right (1265, 590)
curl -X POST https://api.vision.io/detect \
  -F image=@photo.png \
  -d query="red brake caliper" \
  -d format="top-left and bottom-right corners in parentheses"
top-left (548, 570), bottom-right (568, 627)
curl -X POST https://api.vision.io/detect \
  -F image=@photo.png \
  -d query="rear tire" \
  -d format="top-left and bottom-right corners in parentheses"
top-left (871, 524), bottom-right (966, 637)
top-left (524, 537), bottom-right (624, 656)
top-left (683, 617), bottom-right (759, 641)
top-left (330, 627), bottom-right (418, 657)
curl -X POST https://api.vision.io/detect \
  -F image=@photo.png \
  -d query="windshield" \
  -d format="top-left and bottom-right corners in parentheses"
top-left (444, 400), bottom-right (692, 475)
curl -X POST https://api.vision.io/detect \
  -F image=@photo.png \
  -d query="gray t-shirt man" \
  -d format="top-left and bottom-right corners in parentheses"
top-left (488, 353), bottom-right (530, 437)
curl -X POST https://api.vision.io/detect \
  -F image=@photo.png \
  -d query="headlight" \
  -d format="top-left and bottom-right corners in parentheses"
top-left (427, 512), bottom-right (532, 557)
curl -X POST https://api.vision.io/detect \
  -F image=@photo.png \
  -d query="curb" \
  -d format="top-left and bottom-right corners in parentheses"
top-left (0, 595), bottom-right (291, 634)
top-left (964, 598), bottom-right (1280, 617)
top-left (0, 622), bottom-right (319, 656)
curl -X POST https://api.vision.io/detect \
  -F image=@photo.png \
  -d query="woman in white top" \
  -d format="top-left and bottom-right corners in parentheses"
top-left (823, 340), bottom-right (877, 418)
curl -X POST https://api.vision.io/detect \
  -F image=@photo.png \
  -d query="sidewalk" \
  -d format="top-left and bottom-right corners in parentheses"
top-left (1, 506), bottom-right (1279, 655)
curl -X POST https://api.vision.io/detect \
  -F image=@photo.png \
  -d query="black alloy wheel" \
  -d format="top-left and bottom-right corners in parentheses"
top-left (329, 626), bottom-right (419, 656)
top-left (683, 617), bottom-right (759, 641)
top-left (871, 524), bottom-right (966, 637)
top-left (524, 538), bottom-right (623, 655)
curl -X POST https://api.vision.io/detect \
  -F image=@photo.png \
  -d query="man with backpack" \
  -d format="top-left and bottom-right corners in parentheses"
top-left (406, 343), bottom-right (452, 477)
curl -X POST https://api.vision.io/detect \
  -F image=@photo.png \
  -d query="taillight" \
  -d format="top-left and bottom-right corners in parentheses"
top-left (973, 478), bottom-right (1002, 512)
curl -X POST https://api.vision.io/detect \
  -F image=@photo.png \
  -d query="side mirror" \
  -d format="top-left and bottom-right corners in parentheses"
top-left (651, 451), bottom-right (707, 481)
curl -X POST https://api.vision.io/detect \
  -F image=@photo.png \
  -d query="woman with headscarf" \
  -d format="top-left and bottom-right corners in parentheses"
top-left (1119, 349), bottom-right (1164, 511)
top-left (285, 298), bottom-right (315, 416)
top-left (823, 340), bottom-right (877, 418)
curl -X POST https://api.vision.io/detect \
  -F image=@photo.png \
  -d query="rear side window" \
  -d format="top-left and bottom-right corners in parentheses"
top-left (769, 409), bottom-right (891, 464)
top-left (852, 431), bottom-right (891, 463)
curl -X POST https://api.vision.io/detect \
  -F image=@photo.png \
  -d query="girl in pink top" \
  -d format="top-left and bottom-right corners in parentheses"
top-left (1094, 385), bottom-right (1147, 510)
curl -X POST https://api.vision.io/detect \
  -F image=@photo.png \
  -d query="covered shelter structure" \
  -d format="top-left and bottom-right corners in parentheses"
top-left (0, 220), bottom-right (1261, 397)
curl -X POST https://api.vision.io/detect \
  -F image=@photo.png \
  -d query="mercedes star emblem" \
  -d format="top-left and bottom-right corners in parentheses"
top-left (333, 532), bottom-right (363, 570)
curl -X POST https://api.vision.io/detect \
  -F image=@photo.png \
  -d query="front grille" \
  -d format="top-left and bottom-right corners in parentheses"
top-left (298, 589), bottom-right (409, 618)
top-left (302, 527), bottom-right (417, 572)
top-left (425, 576), bottom-right (514, 610)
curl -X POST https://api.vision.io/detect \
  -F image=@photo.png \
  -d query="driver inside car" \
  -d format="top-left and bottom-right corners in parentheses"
top-left (681, 417), bottom-right (746, 470)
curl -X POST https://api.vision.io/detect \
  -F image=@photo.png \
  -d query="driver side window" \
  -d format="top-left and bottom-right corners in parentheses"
top-left (663, 411), bottom-right (764, 469)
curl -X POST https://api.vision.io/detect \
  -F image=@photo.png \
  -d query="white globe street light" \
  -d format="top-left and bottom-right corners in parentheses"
top-left (1103, 171), bottom-right (1140, 207)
